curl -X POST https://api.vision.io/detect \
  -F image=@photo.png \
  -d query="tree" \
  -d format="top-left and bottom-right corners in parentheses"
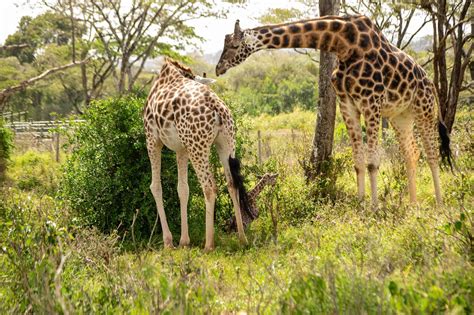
top-left (43, 0), bottom-right (224, 95)
top-left (421, 0), bottom-right (472, 133)
top-left (306, 0), bottom-right (340, 182)
top-left (0, 11), bottom-right (83, 63)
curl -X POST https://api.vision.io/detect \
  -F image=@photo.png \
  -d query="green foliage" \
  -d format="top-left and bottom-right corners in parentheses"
top-left (60, 94), bottom-right (251, 243)
top-left (259, 8), bottom-right (303, 24)
top-left (1, 11), bottom-right (83, 63)
top-left (7, 150), bottom-right (59, 194)
top-left (2, 107), bottom-right (472, 314)
top-left (0, 118), bottom-right (13, 182)
top-left (0, 191), bottom-right (72, 314)
top-left (60, 95), bottom-right (184, 239)
top-left (215, 52), bottom-right (319, 115)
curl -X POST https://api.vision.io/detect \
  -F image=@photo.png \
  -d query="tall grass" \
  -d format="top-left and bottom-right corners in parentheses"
top-left (0, 107), bottom-right (472, 313)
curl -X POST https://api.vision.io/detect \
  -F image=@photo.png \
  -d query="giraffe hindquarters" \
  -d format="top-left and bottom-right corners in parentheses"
top-left (146, 137), bottom-right (173, 248)
top-left (390, 113), bottom-right (419, 204)
top-left (215, 134), bottom-right (248, 245)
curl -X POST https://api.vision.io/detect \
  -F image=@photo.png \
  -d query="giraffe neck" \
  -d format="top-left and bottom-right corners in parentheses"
top-left (248, 176), bottom-right (272, 202)
top-left (247, 16), bottom-right (377, 61)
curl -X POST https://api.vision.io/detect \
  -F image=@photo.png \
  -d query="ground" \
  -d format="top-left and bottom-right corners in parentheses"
top-left (1, 108), bottom-right (472, 314)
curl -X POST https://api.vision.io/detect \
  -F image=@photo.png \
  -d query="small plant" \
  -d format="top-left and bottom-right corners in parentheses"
top-left (0, 118), bottom-right (13, 182)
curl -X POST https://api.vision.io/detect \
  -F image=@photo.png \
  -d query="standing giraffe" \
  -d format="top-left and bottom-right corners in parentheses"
top-left (144, 58), bottom-right (252, 251)
top-left (216, 15), bottom-right (452, 206)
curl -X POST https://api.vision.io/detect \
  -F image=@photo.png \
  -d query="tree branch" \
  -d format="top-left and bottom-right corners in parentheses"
top-left (0, 58), bottom-right (90, 110)
top-left (0, 44), bottom-right (29, 51)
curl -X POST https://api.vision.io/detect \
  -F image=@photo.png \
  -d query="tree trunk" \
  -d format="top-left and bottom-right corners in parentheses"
top-left (307, 0), bottom-right (340, 180)
top-left (428, 0), bottom-right (471, 133)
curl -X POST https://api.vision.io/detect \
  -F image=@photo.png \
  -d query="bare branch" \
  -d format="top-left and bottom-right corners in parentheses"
top-left (0, 44), bottom-right (29, 51)
top-left (0, 58), bottom-right (90, 110)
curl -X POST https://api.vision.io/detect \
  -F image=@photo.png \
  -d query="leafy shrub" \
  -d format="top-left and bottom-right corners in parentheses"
top-left (0, 118), bottom-right (13, 182)
top-left (60, 94), bottom-right (251, 243)
top-left (0, 192), bottom-right (72, 314)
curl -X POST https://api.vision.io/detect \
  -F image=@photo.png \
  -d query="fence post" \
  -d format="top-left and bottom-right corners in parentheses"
top-left (257, 130), bottom-right (262, 165)
top-left (55, 132), bottom-right (60, 162)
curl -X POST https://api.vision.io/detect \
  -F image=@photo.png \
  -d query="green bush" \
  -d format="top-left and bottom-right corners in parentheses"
top-left (0, 118), bottom-right (13, 182)
top-left (60, 94), bottom-right (251, 243)
top-left (0, 191), bottom-right (72, 314)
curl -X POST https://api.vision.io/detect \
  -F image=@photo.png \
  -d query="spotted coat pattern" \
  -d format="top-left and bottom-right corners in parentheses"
top-left (144, 58), bottom-right (247, 251)
top-left (216, 15), bottom-right (445, 205)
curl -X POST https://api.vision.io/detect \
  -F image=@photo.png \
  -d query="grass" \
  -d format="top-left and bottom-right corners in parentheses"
top-left (0, 108), bottom-right (472, 314)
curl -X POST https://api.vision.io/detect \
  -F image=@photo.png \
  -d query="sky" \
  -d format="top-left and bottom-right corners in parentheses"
top-left (0, 0), bottom-right (432, 55)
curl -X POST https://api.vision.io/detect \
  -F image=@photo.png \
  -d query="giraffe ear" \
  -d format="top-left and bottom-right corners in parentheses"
top-left (233, 19), bottom-right (243, 40)
top-left (194, 75), bottom-right (216, 85)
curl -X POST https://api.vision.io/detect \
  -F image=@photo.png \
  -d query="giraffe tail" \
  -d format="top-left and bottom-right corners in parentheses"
top-left (228, 156), bottom-right (255, 226)
top-left (438, 121), bottom-right (454, 171)
top-left (433, 88), bottom-right (454, 171)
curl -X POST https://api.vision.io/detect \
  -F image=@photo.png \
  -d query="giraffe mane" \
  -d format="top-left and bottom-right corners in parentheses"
top-left (250, 14), bottom-right (362, 31)
top-left (164, 57), bottom-right (196, 79)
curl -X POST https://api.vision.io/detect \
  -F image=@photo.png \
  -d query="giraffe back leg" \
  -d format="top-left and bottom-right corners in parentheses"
top-left (363, 100), bottom-right (381, 207)
top-left (146, 136), bottom-right (173, 248)
top-left (339, 98), bottom-right (366, 200)
top-left (215, 133), bottom-right (248, 245)
top-left (188, 146), bottom-right (217, 251)
top-left (415, 96), bottom-right (442, 204)
top-left (390, 112), bottom-right (419, 204)
top-left (176, 150), bottom-right (190, 247)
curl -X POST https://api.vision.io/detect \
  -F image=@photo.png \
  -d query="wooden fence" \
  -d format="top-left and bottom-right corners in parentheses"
top-left (6, 120), bottom-right (85, 162)
top-left (6, 120), bottom-right (85, 134)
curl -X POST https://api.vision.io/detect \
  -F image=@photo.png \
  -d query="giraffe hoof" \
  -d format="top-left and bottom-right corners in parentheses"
top-left (179, 238), bottom-right (190, 248)
top-left (204, 245), bottom-right (215, 253)
top-left (163, 238), bottom-right (174, 249)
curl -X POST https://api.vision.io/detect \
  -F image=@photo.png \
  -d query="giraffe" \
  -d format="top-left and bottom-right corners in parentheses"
top-left (215, 15), bottom-right (452, 206)
top-left (144, 57), bottom-right (253, 251)
top-left (227, 172), bottom-right (279, 231)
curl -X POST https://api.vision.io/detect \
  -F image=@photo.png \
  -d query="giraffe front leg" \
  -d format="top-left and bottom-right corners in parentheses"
top-left (176, 150), bottom-right (190, 247)
top-left (390, 113), bottom-right (419, 204)
top-left (339, 100), bottom-right (365, 200)
top-left (147, 138), bottom-right (173, 248)
top-left (364, 107), bottom-right (381, 208)
top-left (189, 151), bottom-right (217, 252)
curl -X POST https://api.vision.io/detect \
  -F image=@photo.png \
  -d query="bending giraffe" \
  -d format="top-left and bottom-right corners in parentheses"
top-left (144, 58), bottom-right (252, 251)
top-left (216, 15), bottom-right (452, 206)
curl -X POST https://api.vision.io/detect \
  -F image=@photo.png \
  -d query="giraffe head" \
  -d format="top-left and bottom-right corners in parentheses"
top-left (226, 172), bottom-right (279, 232)
top-left (216, 20), bottom-right (260, 76)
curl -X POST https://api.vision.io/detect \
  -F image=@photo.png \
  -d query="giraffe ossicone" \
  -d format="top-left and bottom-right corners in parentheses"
top-left (216, 15), bottom-right (452, 206)
top-left (144, 57), bottom-right (254, 251)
